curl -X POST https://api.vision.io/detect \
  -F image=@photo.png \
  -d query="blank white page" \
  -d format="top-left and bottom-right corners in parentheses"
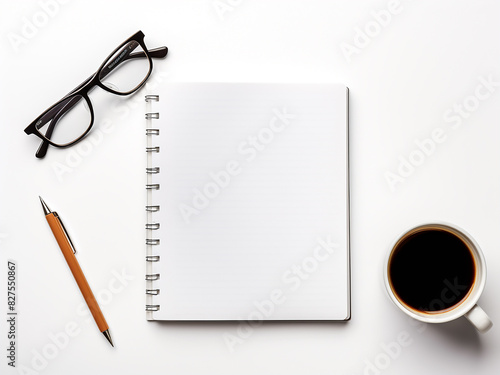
top-left (148, 82), bottom-right (349, 320)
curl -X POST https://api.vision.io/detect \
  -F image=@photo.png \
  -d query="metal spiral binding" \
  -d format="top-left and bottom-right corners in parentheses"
top-left (146, 305), bottom-right (160, 311)
top-left (145, 95), bottom-right (159, 102)
top-left (145, 112), bottom-right (159, 120)
top-left (146, 129), bottom-right (160, 136)
top-left (146, 167), bottom-right (160, 174)
top-left (146, 94), bottom-right (161, 313)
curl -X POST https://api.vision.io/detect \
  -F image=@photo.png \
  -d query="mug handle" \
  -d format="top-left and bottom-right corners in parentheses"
top-left (464, 304), bottom-right (493, 333)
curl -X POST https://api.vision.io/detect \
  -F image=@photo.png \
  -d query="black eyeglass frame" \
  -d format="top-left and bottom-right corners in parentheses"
top-left (24, 30), bottom-right (168, 158)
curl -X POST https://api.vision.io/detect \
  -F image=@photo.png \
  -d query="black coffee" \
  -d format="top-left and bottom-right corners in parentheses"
top-left (389, 228), bottom-right (475, 312)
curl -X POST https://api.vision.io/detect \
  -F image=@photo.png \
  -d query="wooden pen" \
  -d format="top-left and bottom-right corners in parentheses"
top-left (39, 197), bottom-right (113, 347)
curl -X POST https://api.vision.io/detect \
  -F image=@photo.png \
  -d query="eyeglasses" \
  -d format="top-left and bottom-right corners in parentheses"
top-left (24, 30), bottom-right (168, 159)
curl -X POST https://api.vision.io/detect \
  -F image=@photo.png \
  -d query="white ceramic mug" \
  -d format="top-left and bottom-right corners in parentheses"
top-left (384, 223), bottom-right (493, 333)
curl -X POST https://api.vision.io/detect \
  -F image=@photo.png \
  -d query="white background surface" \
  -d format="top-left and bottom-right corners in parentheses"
top-left (0, 1), bottom-right (499, 374)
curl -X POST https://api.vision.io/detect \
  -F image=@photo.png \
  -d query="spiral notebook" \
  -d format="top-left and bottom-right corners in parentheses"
top-left (145, 82), bottom-right (350, 321)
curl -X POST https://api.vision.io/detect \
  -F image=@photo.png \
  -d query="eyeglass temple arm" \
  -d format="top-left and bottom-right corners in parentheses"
top-left (35, 46), bottom-right (168, 158)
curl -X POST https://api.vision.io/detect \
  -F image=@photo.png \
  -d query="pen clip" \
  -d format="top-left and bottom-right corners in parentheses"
top-left (56, 214), bottom-right (77, 254)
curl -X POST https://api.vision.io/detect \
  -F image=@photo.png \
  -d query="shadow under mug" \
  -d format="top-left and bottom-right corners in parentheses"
top-left (384, 223), bottom-right (493, 333)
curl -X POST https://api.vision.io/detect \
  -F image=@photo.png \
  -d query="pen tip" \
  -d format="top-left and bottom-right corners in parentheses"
top-left (39, 196), bottom-right (51, 216)
top-left (102, 330), bottom-right (114, 347)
